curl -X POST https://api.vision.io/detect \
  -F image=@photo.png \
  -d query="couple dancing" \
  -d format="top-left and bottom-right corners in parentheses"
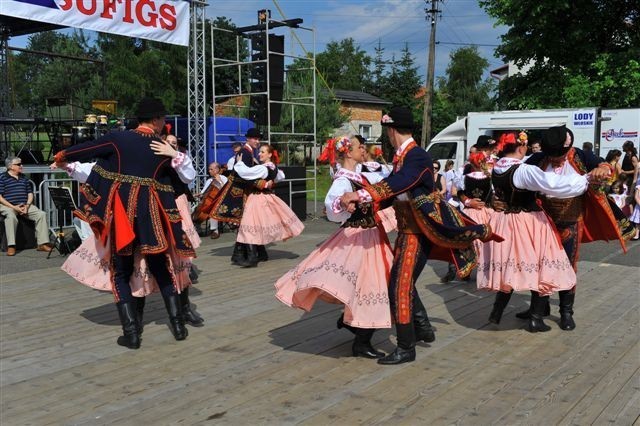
top-left (275, 107), bottom-right (500, 365)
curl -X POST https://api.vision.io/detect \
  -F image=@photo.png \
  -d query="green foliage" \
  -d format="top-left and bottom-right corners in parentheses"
top-left (316, 38), bottom-right (372, 91)
top-left (480, 0), bottom-right (640, 108)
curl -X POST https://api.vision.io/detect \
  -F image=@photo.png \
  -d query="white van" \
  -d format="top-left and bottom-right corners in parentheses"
top-left (427, 108), bottom-right (639, 169)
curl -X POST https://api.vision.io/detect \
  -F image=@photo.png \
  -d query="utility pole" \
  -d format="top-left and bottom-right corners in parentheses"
top-left (421, 0), bottom-right (441, 148)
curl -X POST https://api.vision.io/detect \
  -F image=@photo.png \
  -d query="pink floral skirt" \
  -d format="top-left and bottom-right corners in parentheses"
top-left (476, 210), bottom-right (576, 296)
top-left (376, 206), bottom-right (397, 233)
top-left (176, 194), bottom-right (201, 249)
top-left (275, 225), bottom-right (393, 329)
top-left (237, 193), bottom-right (305, 245)
top-left (464, 206), bottom-right (495, 255)
top-left (62, 237), bottom-right (192, 297)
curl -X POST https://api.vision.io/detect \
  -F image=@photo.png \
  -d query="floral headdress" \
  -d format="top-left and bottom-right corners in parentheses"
top-left (318, 136), bottom-right (352, 166)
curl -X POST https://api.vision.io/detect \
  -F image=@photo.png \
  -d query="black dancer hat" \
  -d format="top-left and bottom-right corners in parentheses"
top-left (542, 125), bottom-right (574, 157)
top-left (381, 106), bottom-right (414, 130)
top-left (135, 97), bottom-right (167, 120)
top-left (245, 128), bottom-right (263, 139)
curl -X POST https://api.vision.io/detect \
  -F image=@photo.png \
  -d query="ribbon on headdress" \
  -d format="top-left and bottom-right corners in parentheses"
top-left (271, 149), bottom-right (280, 165)
top-left (496, 132), bottom-right (517, 153)
top-left (468, 152), bottom-right (487, 169)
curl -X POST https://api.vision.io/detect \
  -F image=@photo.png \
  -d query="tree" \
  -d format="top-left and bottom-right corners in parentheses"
top-left (367, 40), bottom-right (388, 98)
top-left (316, 38), bottom-right (372, 91)
top-left (437, 46), bottom-right (495, 118)
top-left (11, 30), bottom-right (101, 117)
top-left (480, 0), bottom-right (640, 108)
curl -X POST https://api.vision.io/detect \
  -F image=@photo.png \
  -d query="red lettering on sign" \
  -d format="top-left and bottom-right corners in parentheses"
top-left (58, 0), bottom-right (72, 11)
top-left (158, 3), bottom-right (177, 30)
top-left (76, 0), bottom-right (97, 15)
top-left (54, 0), bottom-right (180, 32)
top-left (121, 0), bottom-right (134, 23)
top-left (136, 0), bottom-right (158, 28)
top-left (100, 0), bottom-right (117, 19)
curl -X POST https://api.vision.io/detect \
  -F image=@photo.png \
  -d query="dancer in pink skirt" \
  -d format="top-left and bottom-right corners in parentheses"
top-left (459, 152), bottom-right (496, 257)
top-left (476, 132), bottom-right (602, 332)
top-left (233, 144), bottom-right (304, 267)
top-left (275, 136), bottom-right (393, 359)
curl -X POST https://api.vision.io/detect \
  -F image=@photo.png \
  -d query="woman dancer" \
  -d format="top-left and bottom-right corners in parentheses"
top-left (275, 136), bottom-right (393, 359)
top-left (459, 152), bottom-right (496, 261)
top-left (477, 132), bottom-right (599, 332)
top-left (233, 144), bottom-right (305, 267)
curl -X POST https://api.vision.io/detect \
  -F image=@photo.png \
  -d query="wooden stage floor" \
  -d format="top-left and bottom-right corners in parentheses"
top-left (1, 218), bottom-right (639, 425)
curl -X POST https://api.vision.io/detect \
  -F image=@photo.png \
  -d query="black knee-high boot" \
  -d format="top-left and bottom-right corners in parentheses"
top-left (413, 297), bottom-right (435, 342)
top-left (378, 323), bottom-right (416, 365)
top-left (257, 245), bottom-right (268, 262)
top-left (558, 290), bottom-right (576, 330)
top-left (163, 293), bottom-right (188, 340)
top-left (180, 287), bottom-right (204, 327)
top-left (135, 296), bottom-right (145, 336)
top-left (489, 291), bottom-right (513, 324)
top-left (237, 244), bottom-right (258, 267)
top-left (116, 302), bottom-right (141, 349)
top-left (526, 292), bottom-right (552, 333)
top-left (336, 313), bottom-right (357, 334)
top-left (352, 328), bottom-right (384, 358)
top-left (231, 242), bottom-right (246, 265)
top-left (515, 291), bottom-right (550, 319)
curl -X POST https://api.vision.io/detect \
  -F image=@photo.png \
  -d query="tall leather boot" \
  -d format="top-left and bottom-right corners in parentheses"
top-left (515, 291), bottom-right (551, 319)
top-left (135, 296), bottom-right (146, 336)
top-left (116, 302), bottom-right (141, 349)
top-left (163, 293), bottom-right (188, 340)
top-left (180, 287), bottom-right (204, 327)
top-left (526, 291), bottom-right (552, 333)
top-left (378, 323), bottom-right (416, 365)
top-left (558, 290), bottom-right (576, 330)
top-left (257, 245), bottom-right (268, 262)
top-left (230, 242), bottom-right (246, 265)
top-left (413, 297), bottom-right (435, 343)
top-left (236, 244), bottom-right (258, 268)
top-left (336, 314), bottom-right (357, 335)
top-left (488, 291), bottom-right (513, 324)
top-left (352, 328), bottom-right (384, 359)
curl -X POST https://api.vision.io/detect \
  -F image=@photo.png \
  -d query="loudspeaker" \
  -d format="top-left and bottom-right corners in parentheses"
top-left (248, 33), bottom-right (285, 126)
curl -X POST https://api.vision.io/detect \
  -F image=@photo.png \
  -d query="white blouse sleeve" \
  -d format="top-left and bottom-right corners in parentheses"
top-left (274, 169), bottom-right (285, 182)
top-left (172, 152), bottom-right (196, 184)
top-left (66, 161), bottom-right (96, 183)
top-left (234, 161), bottom-right (268, 180)
top-left (324, 177), bottom-right (353, 223)
top-left (513, 163), bottom-right (589, 198)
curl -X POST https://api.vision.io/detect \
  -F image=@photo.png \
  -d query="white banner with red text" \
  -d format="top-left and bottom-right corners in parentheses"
top-left (0, 0), bottom-right (190, 46)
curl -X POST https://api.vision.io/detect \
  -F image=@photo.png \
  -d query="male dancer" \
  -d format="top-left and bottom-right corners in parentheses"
top-left (53, 97), bottom-right (194, 349)
top-left (518, 125), bottom-right (633, 329)
top-left (209, 128), bottom-right (267, 266)
top-left (341, 107), bottom-right (499, 364)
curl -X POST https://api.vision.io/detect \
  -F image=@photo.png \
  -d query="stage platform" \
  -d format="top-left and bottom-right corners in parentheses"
top-left (1, 217), bottom-right (639, 425)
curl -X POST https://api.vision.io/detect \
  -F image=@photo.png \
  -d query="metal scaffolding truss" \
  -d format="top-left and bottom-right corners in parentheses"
top-left (187, 0), bottom-right (207, 192)
top-left (0, 31), bottom-right (9, 119)
top-left (210, 17), bottom-right (318, 215)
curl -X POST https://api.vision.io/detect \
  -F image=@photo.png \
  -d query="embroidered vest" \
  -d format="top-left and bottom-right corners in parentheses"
top-left (492, 165), bottom-right (541, 213)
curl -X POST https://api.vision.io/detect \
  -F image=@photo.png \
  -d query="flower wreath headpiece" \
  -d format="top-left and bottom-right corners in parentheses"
top-left (318, 136), bottom-right (352, 166)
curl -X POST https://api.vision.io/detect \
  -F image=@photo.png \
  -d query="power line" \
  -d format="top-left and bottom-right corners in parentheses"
top-left (436, 41), bottom-right (499, 47)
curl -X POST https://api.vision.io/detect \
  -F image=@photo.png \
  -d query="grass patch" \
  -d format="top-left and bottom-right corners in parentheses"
top-left (308, 165), bottom-right (333, 202)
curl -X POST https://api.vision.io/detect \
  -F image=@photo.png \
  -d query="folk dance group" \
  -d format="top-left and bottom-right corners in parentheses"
top-left (53, 100), bottom-right (632, 365)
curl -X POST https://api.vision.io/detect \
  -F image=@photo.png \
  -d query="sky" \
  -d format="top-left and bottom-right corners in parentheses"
top-left (7, 0), bottom-right (508, 83)
top-left (205, 0), bottom-right (508, 81)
